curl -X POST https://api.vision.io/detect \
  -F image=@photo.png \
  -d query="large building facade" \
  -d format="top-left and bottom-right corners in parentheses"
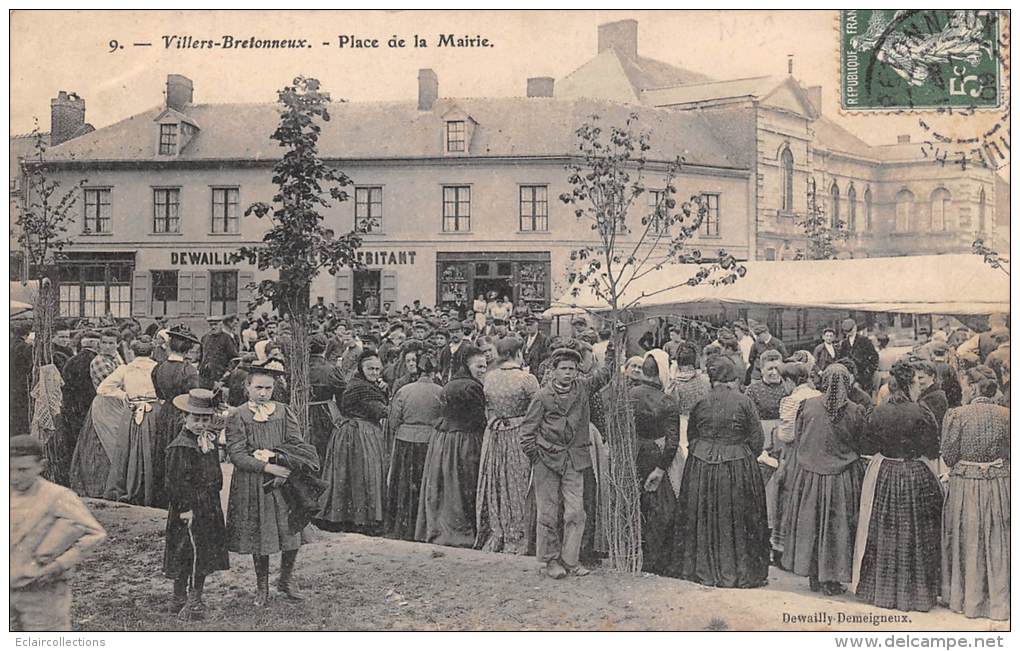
top-left (12, 19), bottom-right (1006, 325)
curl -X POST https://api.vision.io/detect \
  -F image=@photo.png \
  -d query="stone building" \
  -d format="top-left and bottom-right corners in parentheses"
top-left (10, 18), bottom-right (1007, 326)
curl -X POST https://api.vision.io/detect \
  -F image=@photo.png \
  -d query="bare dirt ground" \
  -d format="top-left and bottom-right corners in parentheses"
top-left (69, 491), bottom-right (1007, 633)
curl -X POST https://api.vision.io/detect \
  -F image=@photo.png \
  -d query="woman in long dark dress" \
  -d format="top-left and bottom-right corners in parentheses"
top-left (385, 355), bottom-right (442, 540)
top-left (151, 326), bottom-right (203, 508)
top-left (164, 389), bottom-right (230, 620)
top-left (307, 334), bottom-right (346, 467)
top-left (852, 360), bottom-right (942, 612)
top-left (941, 377), bottom-right (1010, 620)
top-left (317, 350), bottom-right (389, 533)
top-left (629, 354), bottom-right (681, 575)
top-left (781, 364), bottom-right (866, 595)
top-left (226, 360), bottom-right (319, 607)
top-left (416, 345), bottom-right (487, 547)
top-left (669, 356), bottom-right (769, 588)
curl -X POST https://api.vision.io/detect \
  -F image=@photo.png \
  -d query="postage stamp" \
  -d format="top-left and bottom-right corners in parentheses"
top-left (840, 10), bottom-right (1002, 110)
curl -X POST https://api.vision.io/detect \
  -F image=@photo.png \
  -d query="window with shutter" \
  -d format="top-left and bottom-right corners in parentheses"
top-left (238, 271), bottom-right (255, 315)
top-left (192, 272), bottom-right (209, 316)
top-left (381, 270), bottom-right (398, 306)
top-left (335, 268), bottom-right (353, 307)
top-left (177, 271), bottom-right (194, 316)
top-left (132, 272), bottom-right (150, 317)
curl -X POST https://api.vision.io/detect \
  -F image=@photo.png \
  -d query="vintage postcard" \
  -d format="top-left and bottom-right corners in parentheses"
top-left (8, 8), bottom-right (1011, 638)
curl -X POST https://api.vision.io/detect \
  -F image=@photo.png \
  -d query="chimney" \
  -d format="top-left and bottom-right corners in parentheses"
top-left (897, 134), bottom-right (911, 144)
top-left (418, 68), bottom-right (438, 111)
top-left (597, 19), bottom-right (638, 59)
top-left (807, 85), bottom-right (822, 115)
top-left (166, 74), bottom-right (193, 112)
top-left (526, 77), bottom-right (555, 98)
top-left (50, 91), bottom-right (86, 146)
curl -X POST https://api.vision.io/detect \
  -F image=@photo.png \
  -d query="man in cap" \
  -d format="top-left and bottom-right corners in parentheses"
top-left (378, 323), bottom-right (407, 367)
top-left (439, 320), bottom-right (473, 384)
top-left (11, 436), bottom-right (107, 630)
top-left (199, 314), bottom-right (239, 389)
top-left (520, 343), bottom-right (613, 579)
top-left (813, 326), bottom-right (840, 373)
top-left (746, 324), bottom-right (788, 385)
top-left (522, 314), bottom-right (549, 376)
top-left (570, 317), bottom-right (589, 340)
top-left (51, 330), bottom-right (75, 370)
top-left (836, 318), bottom-right (878, 392)
top-left (663, 325), bottom-right (686, 360)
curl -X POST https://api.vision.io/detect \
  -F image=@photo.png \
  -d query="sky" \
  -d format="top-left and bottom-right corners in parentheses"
top-left (8, 9), bottom-right (1008, 157)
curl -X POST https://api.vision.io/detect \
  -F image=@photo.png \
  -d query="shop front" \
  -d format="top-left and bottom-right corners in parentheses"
top-left (58, 252), bottom-right (135, 319)
top-left (134, 248), bottom-right (255, 320)
top-left (323, 248), bottom-right (553, 317)
top-left (436, 251), bottom-right (551, 314)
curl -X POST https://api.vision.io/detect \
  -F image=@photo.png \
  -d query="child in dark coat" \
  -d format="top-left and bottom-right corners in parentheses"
top-left (164, 389), bottom-right (230, 620)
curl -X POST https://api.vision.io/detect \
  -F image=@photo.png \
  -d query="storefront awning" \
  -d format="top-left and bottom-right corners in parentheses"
top-left (544, 254), bottom-right (1010, 318)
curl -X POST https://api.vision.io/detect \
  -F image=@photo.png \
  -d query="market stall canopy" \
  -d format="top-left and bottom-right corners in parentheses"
top-left (11, 300), bottom-right (32, 316)
top-left (544, 254), bottom-right (1010, 317)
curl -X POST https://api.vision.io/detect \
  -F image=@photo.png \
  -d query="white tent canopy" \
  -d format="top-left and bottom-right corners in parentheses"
top-left (545, 254), bottom-right (1010, 317)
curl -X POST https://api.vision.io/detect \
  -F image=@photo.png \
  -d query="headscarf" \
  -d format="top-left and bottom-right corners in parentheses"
top-left (820, 363), bottom-right (854, 422)
top-left (706, 356), bottom-right (737, 384)
top-left (644, 349), bottom-right (671, 390)
top-left (355, 349), bottom-right (380, 382)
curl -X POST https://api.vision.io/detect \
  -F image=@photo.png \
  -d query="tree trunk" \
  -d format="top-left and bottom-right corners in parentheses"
top-left (30, 276), bottom-right (65, 483)
top-left (603, 321), bottom-right (643, 573)
top-left (286, 313), bottom-right (311, 437)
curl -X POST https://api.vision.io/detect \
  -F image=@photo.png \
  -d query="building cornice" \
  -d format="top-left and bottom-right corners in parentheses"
top-left (35, 155), bottom-right (750, 178)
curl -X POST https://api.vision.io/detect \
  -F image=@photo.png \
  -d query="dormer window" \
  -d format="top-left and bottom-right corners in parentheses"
top-left (154, 109), bottom-right (199, 157)
top-left (159, 124), bottom-right (178, 155)
top-left (446, 121), bottom-right (466, 153)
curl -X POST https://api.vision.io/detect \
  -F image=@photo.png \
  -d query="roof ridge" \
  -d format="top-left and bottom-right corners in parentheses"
top-left (646, 75), bottom-right (776, 92)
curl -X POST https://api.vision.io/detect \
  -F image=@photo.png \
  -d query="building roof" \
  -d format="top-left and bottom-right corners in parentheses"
top-left (615, 50), bottom-right (714, 90)
top-left (811, 116), bottom-right (876, 159)
top-left (41, 96), bottom-right (749, 171)
top-left (641, 76), bottom-right (783, 106)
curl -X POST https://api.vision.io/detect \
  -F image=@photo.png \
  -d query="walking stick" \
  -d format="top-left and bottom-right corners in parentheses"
top-left (177, 518), bottom-right (199, 622)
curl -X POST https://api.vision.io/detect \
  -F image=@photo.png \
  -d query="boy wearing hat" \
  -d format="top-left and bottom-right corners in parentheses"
top-left (165, 389), bottom-right (230, 620)
top-left (11, 436), bottom-right (107, 631)
top-left (520, 345), bottom-right (612, 579)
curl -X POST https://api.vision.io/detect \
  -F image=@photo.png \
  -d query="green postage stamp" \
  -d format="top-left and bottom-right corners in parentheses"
top-left (840, 10), bottom-right (1002, 110)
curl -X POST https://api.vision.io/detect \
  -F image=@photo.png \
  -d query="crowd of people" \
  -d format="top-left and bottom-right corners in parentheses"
top-left (8, 301), bottom-right (1011, 629)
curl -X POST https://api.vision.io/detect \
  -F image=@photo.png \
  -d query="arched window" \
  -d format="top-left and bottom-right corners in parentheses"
top-left (780, 147), bottom-right (794, 212)
top-left (847, 183), bottom-right (857, 232)
top-left (807, 176), bottom-right (817, 212)
top-left (830, 182), bottom-right (840, 228)
top-left (978, 187), bottom-right (987, 233)
top-left (930, 188), bottom-right (951, 231)
top-left (895, 189), bottom-right (914, 231)
top-left (864, 187), bottom-right (873, 230)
